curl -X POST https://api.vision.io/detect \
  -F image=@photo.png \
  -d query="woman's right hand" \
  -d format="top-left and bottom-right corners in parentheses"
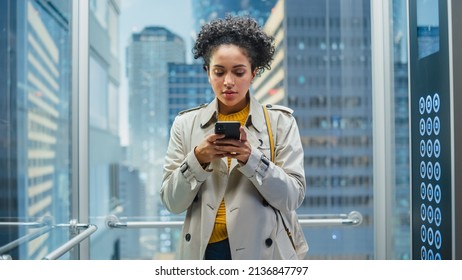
top-left (194, 133), bottom-right (226, 165)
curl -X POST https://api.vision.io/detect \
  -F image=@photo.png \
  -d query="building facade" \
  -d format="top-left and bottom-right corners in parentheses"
top-left (167, 63), bottom-right (213, 128)
top-left (192, 0), bottom-right (277, 32)
top-left (0, 0), bottom-right (72, 260)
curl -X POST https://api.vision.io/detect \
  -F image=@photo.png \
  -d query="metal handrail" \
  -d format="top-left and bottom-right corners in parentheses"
top-left (106, 211), bottom-right (363, 229)
top-left (0, 216), bottom-right (54, 229)
top-left (0, 221), bottom-right (48, 228)
top-left (1, 211), bottom-right (362, 259)
top-left (0, 218), bottom-right (98, 260)
top-left (0, 217), bottom-right (98, 260)
top-left (298, 211), bottom-right (363, 226)
top-left (42, 223), bottom-right (98, 260)
top-left (0, 226), bottom-right (52, 255)
top-left (106, 216), bottom-right (183, 228)
top-left (0, 217), bottom-right (54, 256)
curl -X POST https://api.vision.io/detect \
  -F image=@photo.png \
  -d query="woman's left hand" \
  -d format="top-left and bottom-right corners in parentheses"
top-left (214, 127), bottom-right (251, 164)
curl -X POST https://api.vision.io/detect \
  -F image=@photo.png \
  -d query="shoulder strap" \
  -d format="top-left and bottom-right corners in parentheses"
top-left (265, 104), bottom-right (293, 115)
top-left (262, 105), bottom-right (275, 162)
top-left (262, 105), bottom-right (296, 251)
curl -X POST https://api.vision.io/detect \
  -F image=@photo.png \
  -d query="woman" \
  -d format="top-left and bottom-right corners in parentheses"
top-left (161, 15), bottom-right (307, 260)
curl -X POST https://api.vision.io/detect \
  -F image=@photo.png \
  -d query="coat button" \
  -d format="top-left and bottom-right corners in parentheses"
top-left (262, 199), bottom-right (269, 207)
top-left (265, 238), bottom-right (273, 247)
top-left (185, 233), bottom-right (191, 242)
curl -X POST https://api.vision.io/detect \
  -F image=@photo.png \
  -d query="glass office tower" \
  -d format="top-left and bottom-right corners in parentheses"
top-left (125, 26), bottom-right (185, 259)
top-left (0, 0), bottom-right (72, 260)
top-left (167, 63), bottom-right (213, 129)
top-left (192, 0), bottom-right (277, 30)
top-left (126, 26), bottom-right (185, 175)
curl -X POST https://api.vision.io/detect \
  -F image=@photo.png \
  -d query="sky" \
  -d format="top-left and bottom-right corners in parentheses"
top-left (119, 0), bottom-right (195, 62)
top-left (118, 0), bottom-right (195, 145)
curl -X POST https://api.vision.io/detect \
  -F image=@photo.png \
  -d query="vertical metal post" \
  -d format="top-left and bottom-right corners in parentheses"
top-left (448, 0), bottom-right (462, 260)
top-left (71, 0), bottom-right (90, 260)
top-left (370, 0), bottom-right (394, 259)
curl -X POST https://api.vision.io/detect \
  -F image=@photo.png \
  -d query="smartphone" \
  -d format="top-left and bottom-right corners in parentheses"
top-left (215, 121), bottom-right (241, 140)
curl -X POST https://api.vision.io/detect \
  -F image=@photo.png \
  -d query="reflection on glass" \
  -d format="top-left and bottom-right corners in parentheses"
top-left (88, 0), bottom-right (126, 260)
top-left (0, 0), bottom-right (72, 260)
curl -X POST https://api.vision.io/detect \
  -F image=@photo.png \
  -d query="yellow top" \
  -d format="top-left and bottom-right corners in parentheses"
top-left (208, 104), bottom-right (250, 244)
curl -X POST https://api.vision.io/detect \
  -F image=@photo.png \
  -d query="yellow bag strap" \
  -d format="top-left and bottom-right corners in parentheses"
top-left (262, 105), bottom-right (274, 162)
top-left (262, 104), bottom-right (297, 251)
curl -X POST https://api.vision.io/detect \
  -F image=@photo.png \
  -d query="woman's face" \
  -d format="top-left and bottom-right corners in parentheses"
top-left (207, 44), bottom-right (256, 115)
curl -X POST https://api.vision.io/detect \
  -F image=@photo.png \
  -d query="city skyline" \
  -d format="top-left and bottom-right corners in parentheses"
top-left (119, 0), bottom-right (195, 146)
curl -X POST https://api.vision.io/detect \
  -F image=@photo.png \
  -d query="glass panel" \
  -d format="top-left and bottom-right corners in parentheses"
top-left (391, 0), bottom-right (411, 259)
top-left (259, 0), bottom-right (373, 259)
top-left (87, 0), bottom-right (375, 260)
top-left (88, 0), bottom-right (193, 260)
top-left (88, 0), bottom-right (123, 259)
top-left (0, 0), bottom-right (72, 260)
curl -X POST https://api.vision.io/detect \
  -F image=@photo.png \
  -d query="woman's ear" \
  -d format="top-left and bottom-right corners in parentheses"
top-left (251, 68), bottom-right (258, 82)
top-left (204, 65), bottom-right (211, 83)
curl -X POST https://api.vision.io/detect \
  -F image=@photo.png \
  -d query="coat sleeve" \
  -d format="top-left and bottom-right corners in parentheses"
top-left (160, 115), bottom-right (211, 214)
top-left (238, 112), bottom-right (306, 212)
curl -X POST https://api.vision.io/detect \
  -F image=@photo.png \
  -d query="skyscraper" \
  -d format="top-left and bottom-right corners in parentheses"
top-left (126, 26), bottom-right (185, 258)
top-left (167, 63), bottom-right (213, 129)
top-left (0, 0), bottom-right (72, 259)
top-left (127, 26), bottom-right (186, 169)
top-left (192, 0), bottom-right (277, 31)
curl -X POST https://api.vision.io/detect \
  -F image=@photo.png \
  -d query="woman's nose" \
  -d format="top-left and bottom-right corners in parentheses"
top-left (224, 74), bottom-right (235, 87)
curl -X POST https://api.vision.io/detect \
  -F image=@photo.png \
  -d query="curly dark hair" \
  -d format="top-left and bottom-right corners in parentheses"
top-left (193, 15), bottom-right (275, 76)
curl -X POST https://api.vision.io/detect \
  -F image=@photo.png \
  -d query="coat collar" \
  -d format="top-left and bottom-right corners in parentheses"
top-left (198, 93), bottom-right (266, 133)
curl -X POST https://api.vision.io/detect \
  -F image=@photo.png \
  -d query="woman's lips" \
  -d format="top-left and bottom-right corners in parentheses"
top-left (222, 90), bottom-right (237, 98)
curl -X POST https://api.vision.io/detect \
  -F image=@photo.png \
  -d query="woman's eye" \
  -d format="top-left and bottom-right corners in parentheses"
top-left (213, 71), bottom-right (224, 76)
top-left (235, 72), bottom-right (245, 77)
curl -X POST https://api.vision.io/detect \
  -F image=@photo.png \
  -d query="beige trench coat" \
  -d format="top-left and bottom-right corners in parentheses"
top-left (160, 93), bottom-right (307, 260)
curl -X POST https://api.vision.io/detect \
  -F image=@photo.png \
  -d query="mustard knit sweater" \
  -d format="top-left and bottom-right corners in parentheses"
top-left (208, 104), bottom-right (250, 244)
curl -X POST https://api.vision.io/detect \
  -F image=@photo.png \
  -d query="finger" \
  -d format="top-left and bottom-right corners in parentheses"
top-left (209, 133), bottom-right (226, 143)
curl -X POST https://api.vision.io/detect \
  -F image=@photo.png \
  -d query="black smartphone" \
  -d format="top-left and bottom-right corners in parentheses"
top-left (214, 121), bottom-right (241, 140)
